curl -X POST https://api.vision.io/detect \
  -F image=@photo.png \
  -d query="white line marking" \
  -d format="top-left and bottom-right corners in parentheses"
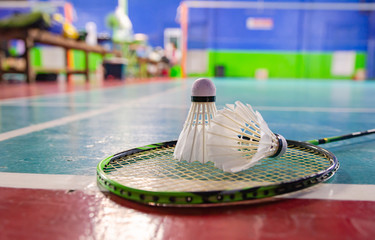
top-left (281, 183), bottom-right (375, 202)
top-left (132, 104), bottom-right (375, 113)
top-left (256, 106), bottom-right (375, 113)
top-left (0, 105), bottom-right (121, 141)
top-left (0, 172), bottom-right (374, 202)
top-left (2, 97), bottom-right (374, 113)
top-left (0, 172), bottom-right (95, 190)
top-left (0, 102), bottom-right (109, 108)
top-left (0, 86), bottom-right (182, 142)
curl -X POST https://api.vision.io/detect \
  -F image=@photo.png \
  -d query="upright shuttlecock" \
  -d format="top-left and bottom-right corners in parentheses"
top-left (207, 101), bottom-right (287, 173)
top-left (174, 78), bottom-right (217, 163)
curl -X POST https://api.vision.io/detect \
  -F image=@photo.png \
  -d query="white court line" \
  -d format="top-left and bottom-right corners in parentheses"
top-left (0, 172), bottom-right (95, 190)
top-left (139, 103), bottom-right (375, 113)
top-left (0, 101), bottom-right (109, 108)
top-left (0, 172), bottom-right (374, 202)
top-left (0, 86), bottom-right (182, 142)
top-left (280, 183), bottom-right (375, 202)
top-left (256, 106), bottom-right (375, 113)
top-left (2, 100), bottom-right (374, 113)
top-left (0, 105), bottom-right (121, 141)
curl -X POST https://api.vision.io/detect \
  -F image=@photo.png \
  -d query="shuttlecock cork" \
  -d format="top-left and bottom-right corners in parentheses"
top-left (174, 78), bottom-right (217, 163)
top-left (191, 78), bottom-right (216, 98)
top-left (207, 101), bottom-right (287, 173)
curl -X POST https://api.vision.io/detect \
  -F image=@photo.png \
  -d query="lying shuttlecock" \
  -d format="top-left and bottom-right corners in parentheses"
top-left (174, 78), bottom-right (217, 163)
top-left (207, 101), bottom-right (287, 173)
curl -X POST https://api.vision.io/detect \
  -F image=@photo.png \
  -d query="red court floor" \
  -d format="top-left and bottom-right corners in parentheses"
top-left (1, 187), bottom-right (374, 240)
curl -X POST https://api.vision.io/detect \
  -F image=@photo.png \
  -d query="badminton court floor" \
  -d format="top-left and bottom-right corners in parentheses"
top-left (0, 78), bottom-right (375, 239)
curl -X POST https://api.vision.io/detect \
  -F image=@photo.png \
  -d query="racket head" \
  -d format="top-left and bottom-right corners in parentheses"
top-left (97, 140), bottom-right (339, 207)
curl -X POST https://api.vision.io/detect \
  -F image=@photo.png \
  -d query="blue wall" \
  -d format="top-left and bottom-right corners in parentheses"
top-left (129, 0), bottom-right (181, 47)
top-left (68, 0), bottom-right (118, 35)
top-left (70, 0), bottom-right (181, 47)
top-left (0, 0), bottom-right (372, 56)
top-left (0, 9), bottom-right (29, 19)
top-left (188, 7), bottom-right (370, 52)
top-left (367, 11), bottom-right (375, 78)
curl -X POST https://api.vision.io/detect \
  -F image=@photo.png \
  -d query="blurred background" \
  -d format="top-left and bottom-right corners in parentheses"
top-left (0, 0), bottom-right (374, 83)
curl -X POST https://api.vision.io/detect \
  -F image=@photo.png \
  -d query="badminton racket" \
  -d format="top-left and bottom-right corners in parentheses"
top-left (97, 129), bottom-right (374, 207)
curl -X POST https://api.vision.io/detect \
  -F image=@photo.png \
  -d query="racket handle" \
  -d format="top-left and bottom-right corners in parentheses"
top-left (307, 129), bottom-right (375, 145)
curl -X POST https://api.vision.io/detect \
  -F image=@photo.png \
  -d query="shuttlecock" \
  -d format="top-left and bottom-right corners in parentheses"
top-left (174, 78), bottom-right (217, 163)
top-left (207, 101), bottom-right (287, 173)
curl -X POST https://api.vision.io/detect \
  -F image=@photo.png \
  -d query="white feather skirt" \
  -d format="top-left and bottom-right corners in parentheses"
top-left (174, 102), bottom-right (217, 163)
top-left (207, 101), bottom-right (279, 173)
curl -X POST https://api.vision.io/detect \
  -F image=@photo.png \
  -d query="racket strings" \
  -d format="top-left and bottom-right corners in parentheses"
top-left (102, 143), bottom-right (333, 192)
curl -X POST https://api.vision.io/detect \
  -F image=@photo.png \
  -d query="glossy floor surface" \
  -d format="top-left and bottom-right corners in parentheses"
top-left (1, 78), bottom-right (375, 240)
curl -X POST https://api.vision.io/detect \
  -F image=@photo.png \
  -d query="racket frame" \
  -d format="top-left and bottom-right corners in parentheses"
top-left (97, 140), bottom-right (338, 207)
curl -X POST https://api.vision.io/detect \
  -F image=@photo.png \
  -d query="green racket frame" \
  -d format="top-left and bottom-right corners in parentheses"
top-left (97, 140), bottom-right (339, 207)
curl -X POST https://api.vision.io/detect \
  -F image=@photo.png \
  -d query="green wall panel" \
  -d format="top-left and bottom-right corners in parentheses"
top-left (30, 48), bottom-right (42, 67)
top-left (207, 51), bottom-right (366, 79)
top-left (30, 48), bottom-right (103, 71)
top-left (297, 53), bottom-right (332, 79)
top-left (70, 50), bottom-right (103, 71)
top-left (355, 53), bottom-right (366, 70)
top-left (208, 51), bottom-right (298, 78)
top-left (72, 50), bottom-right (85, 70)
top-left (88, 52), bottom-right (103, 71)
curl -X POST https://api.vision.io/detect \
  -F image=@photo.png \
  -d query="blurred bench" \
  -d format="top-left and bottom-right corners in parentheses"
top-left (0, 28), bottom-right (118, 83)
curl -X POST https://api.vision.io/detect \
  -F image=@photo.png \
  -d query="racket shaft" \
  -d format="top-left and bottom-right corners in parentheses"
top-left (307, 129), bottom-right (375, 145)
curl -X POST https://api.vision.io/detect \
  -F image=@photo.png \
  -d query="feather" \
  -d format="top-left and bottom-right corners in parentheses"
top-left (174, 101), bottom-right (217, 163)
top-left (207, 101), bottom-right (287, 173)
